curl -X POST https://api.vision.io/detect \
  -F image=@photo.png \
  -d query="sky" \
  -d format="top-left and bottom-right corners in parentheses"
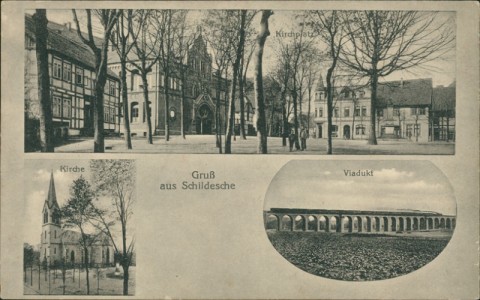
top-left (23, 160), bottom-right (135, 248)
top-left (264, 160), bottom-right (456, 216)
top-left (36, 9), bottom-right (456, 86)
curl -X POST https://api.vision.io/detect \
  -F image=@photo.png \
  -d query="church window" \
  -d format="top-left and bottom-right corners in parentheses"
top-left (44, 211), bottom-right (48, 223)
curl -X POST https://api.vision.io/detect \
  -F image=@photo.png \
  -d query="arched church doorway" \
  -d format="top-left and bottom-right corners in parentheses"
top-left (196, 104), bottom-right (213, 134)
top-left (70, 250), bottom-right (75, 263)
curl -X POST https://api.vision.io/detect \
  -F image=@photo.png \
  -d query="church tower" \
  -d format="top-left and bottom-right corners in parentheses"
top-left (40, 172), bottom-right (62, 264)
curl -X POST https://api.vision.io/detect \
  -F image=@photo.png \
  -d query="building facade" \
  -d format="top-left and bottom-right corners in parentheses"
top-left (40, 172), bottom-right (113, 266)
top-left (108, 33), bottom-right (234, 137)
top-left (313, 78), bottom-right (454, 143)
top-left (25, 14), bottom-right (121, 148)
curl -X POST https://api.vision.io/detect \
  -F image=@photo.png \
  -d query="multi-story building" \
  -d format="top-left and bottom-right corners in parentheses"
top-left (108, 33), bottom-right (232, 137)
top-left (431, 83), bottom-right (456, 141)
top-left (24, 14), bottom-right (121, 148)
top-left (313, 78), bottom-right (454, 143)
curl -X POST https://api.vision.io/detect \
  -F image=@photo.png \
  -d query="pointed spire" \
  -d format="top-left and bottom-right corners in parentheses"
top-left (317, 74), bottom-right (325, 91)
top-left (46, 171), bottom-right (59, 209)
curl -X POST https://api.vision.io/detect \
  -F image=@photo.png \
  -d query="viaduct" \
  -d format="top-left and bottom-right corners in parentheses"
top-left (264, 208), bottom-right (456, 233)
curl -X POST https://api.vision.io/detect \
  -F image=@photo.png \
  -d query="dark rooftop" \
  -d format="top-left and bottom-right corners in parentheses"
top-left (376, 78), bottom-right (433, 107)
top-left (25, 14), bottom-right (118, 79)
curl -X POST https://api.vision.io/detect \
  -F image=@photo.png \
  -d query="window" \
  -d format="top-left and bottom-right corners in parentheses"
top-left (356, 125), bottom-right (366, 135)
top-left (54, 247), bottom-right (56, 254)
top-left (43, 211), bottom-right (48, 224)
top-left (344, 107), bottom-right (350, 117)
top-left (377, 109), bottom-right (384, 117)
top-left (393, 108), bottom-right (400, 116)
top-left (416, 107), bottom-right (426, 115)
top-left (318, 108), bottom-right (323, 117)
top-left (52, 96), bottom-right (62, 117)
top-left (131, 102), bottom-right (139, 123)
top-left (331, 125), bottom-right (338, 137)
top-left (53, 59), bottom-right (62, 79)
top-left (414, 124), bottom-right (421, 136)
top-left (345, 90), bottom-right (350, 98)
top-left (63, 98), bottom-right (71, 118)
top-left (334, 107), bottom-right (338, 118)
top-left (75, 68), bottom-right (83, 85)
top-left (355, 106), bottom-right (360, 117)
top-left (109, 81), bottom-right (116, 96)
top-left (361, 106), bottom-right (367, 117)
top-left (63, 62), bottom-right (72, 82)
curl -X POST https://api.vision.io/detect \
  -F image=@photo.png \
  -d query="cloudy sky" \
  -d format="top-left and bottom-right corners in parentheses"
top-left (23, 160), bottom-right (134, 247)
top-left (35, 9), bottom-right (456, 88)
top-left (264, 160), bottom-right (456, 216)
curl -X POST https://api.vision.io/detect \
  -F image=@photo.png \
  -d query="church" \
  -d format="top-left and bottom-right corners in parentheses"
top-left (40, 172), bottom-right (113, 266)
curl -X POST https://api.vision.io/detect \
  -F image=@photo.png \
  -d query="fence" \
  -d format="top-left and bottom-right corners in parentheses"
top-left (24, 262), bottom-right (121, 295)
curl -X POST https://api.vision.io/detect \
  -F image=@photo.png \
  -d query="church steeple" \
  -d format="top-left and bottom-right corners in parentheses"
top-left (46, 171), bottom-right (59, 209)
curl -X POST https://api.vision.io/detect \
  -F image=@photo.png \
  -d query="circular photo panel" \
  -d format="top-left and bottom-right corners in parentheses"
top-left (264, 160), bottom-right (456, 281)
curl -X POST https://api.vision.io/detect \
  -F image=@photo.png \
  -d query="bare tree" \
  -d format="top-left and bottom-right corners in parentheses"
top-left (128, 10), bottom-right (161, 144)
top-left (72, 9), bottom-right (120, 152)
top-left (90, 160), bottom-right (135, 296)
top-left (340, 11), bottom-right (455, 145)
top-left (110, 10), bottom-right (144, 149)
top-left (306, 10), bottom-right (347, 154)
top-left (33, 10), bottom-right (54, 152)
top-left (254, 10), bottom-right (274, 153)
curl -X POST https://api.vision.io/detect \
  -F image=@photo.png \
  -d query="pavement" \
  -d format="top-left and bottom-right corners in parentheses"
top-left (53, 135), bottom-right (455, 155)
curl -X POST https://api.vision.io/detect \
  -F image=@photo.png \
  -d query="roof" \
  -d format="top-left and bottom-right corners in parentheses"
top-left (45, 172), bottom-right (60, 210)
top-left (376, 78), bottom-right (433, 107)
top-left (25, 14), bottom-right (118, 79)
top-left (267, 208), bottom-right (447, 217)
top-left (432, 86), bottom-right (455, 111)
top-left (61, 230), bottom-right (112, 246)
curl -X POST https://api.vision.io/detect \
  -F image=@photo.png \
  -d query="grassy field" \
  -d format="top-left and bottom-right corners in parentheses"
top-left (267, 231), bottom-right (451, 281)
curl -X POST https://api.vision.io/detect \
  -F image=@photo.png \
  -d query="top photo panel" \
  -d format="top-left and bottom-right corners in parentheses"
top-left (24, 9), bottom-right (456, 154)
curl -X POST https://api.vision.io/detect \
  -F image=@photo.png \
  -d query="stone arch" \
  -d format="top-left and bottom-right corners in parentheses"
top-left (365, 216), bottom-right (372, 232)
top-left (196, 103), bottom-right (213, 134)
top-left (428, 218), bottom-right (433, 230)
top-left (391, 217), bottom-right (397, 232)
top-left (446, 218), bottom-right (451, 229)
top-left (374, 217), bottom-right (381, 232)
top-left (420, 218), bottom-right (426, 230)
top-left (434, 218), bottom-right (440, 229)
top-left (383, 217), bottom-right (389, 232)
top-left (280, 215), bottom-right (292, 231)
top-left (406, 217), bottom-right (412, 231)
top-left (70, 250), bottom-right (75, 263)
top-left (344, 216), bottom-right (353, 233)
top-left (413, 217), bottom-right (419, 231)
top-left (355, 216), bottom-right (363, 232)
top-left (451, 218), bottom-right (456, 229)
top-left (265, 214), bottom-right (279, 230)
top-left (307, 215), bottom-right (317, 231)
top-left (399, 217), bottom-right (405, 231)
top-left (440, 218), bottom-right (446, 229)
top-left (330, 216), bottom-right (340, 232)
top-left (319, 216), bottom-right (329, 232)
top-left (294, 215), bottom-right (305, 231)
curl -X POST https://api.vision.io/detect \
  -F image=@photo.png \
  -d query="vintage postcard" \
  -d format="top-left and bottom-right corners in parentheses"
top-left (1, 1), bottom-right (478, 299)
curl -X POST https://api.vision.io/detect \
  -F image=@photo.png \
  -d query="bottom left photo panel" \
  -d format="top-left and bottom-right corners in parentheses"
top-left (23, 159), bottom-right (136, 296)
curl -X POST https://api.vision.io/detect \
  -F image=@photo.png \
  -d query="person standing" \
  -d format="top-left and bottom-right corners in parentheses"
top-left (288, 129), bottom-right (296, 152)
top-left (300, 127), bottom-right (307, 151)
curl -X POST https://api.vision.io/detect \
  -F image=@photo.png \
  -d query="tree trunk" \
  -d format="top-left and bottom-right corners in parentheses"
top-left (225, 11), bottom-right (247, 154)
top-left (281, 103), bottom-right (287, 146)
top-left (215, 70), bottom-right (223, 153)
top-left (141, 73), bottom-right (153, 144)
top-left (326, 67), bottom-right (334, 154)
top-left (368, 73), bottom-right (378, 145)
top-left (84, 246), bottom-right (90, 295)
top-left (239, 53), bottom-right (246, 139)
top-left (122, 218), bottom-right (129, 295)
top-left (120, 65), bottom-right (132, 149)
top-left (33, 10), bottom-right (54, 152)
top-left (93, 45), bottom-right (108, 152)
top-left (307, 87), bottom-right (312, 137)
top-left (164, 73), bottom-right (170, 142)
top-left (180, 68), bottom-right (186, 139)
top-left (254, 10), bottom-right (273, 154)
top-left (292, 91), bottom-right (300, 150)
